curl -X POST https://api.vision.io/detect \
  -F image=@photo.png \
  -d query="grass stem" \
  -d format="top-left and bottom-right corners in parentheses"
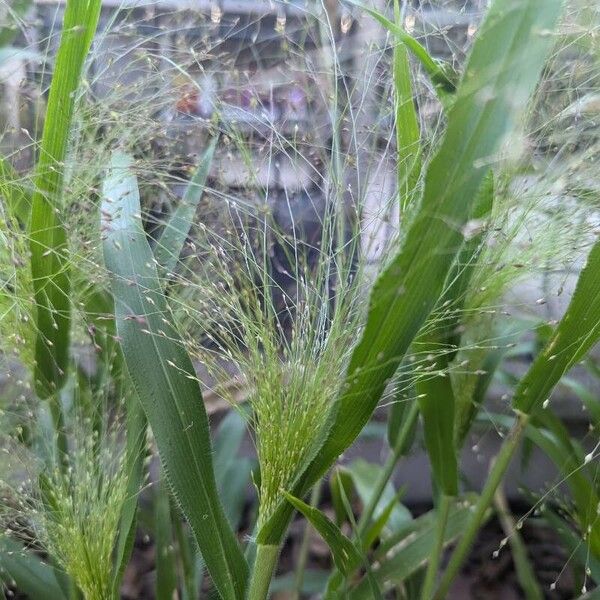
top-left (48, 394), bottom-right (68, 466)
top-left (248, 544), bottom-right (279, 600)
top-left (356, 401), bottom-right (419, 537)
top-left (433, 411), bottom-right (529, 600)
top-left (292, 481), bottom-right (322, 599)
top-left (420, 493), bottom-right (453, 600)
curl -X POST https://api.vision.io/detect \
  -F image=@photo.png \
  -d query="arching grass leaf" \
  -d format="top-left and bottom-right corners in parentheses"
top-left (282, 492), bottom-right (361, 576)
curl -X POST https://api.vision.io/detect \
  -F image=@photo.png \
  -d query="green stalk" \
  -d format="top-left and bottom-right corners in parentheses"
top-left (248, 544), bottom-right (279, 600)
top-left (356, 402), bottom-right (419, 537)
top-left (433, 412), bottom-right (529, 600)
top-left (293, 482), bottom-right (322, 599)
top-left (494, 486), bottom-right (542, 600)
top-left (29, 0), bottom-right (102, 398)
top-left (420, 493), bottom-right (452, 600)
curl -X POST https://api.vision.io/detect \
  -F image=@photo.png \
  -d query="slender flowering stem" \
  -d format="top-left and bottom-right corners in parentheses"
top-left (356, 401), bottom-right (419, 537)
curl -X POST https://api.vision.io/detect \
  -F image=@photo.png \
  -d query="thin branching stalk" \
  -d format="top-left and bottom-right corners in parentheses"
top-left (292, 480), bottom-right (322, 599)
top-left (356, 402), bottom-right (419, 537)
top-left (420, 493), bottom-right (453, 600)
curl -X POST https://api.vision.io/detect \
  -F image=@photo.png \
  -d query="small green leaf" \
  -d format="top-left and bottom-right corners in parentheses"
top-left (348, 498), bottom-right (480, 597)
top-left (346, 0), bottom-right (456, 98)
top-left (514, 238), bottom-right (600, 415)
top-left (283, 491), bottom-right (362, 576)
top-left (342, 459), bottom-right (411, 534)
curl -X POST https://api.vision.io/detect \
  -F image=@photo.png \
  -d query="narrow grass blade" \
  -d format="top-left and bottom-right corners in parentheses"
top-left (101, 152), bottom-right (248, 600)
top-left (391, 0), bottom-right (421, 212)
top-left (348, 499), bottom-right (479, 598)
top-left (417, 172), bottom-right (494, 496)
top-left (0, 157), bottom-right (30, 225)
top-left (494, 486), bottom-right (543, 600)
top-left (214, 410), bottom-right (255, 529)
top-left (0, 537), bottom-right (65, 600)
top-left (514, 238), bottom-right (600, 415)
top-left (346, 0), bottom-right (456, 99)
top-left (29, 0), bottom-right (101, 397)
top-left (213, 410), bottom-right (253, 529)
top-left (112, 394), bottom-right (146, 597)
top-left (282, 492), bottom-right (362, 576)
top-left (330, 468), bottom-right (354, 527)
top-left (341, 459), bottom-right (411, 534)
top-left (436, 232), bottom-right (600, 600)
top-left (155, 136), bottom-right (218, 277)
top-left (386, 365), bottom-right (418, 454)
top-left (527, 413), bottom-right (600, 557)
top-left (258, 0), bottom-right (564, 547)
top-left (543, 508), bottom-right (600, 584)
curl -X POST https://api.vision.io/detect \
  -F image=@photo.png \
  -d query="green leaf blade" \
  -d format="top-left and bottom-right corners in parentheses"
top-left (155, 136), bottom-right (218, 277)
top-left (514, 238), bottom-right (600, 415)
top-left (29, 0), bottom-right (102, 397)
top-left (101, 152), bottom-right (247, 600)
